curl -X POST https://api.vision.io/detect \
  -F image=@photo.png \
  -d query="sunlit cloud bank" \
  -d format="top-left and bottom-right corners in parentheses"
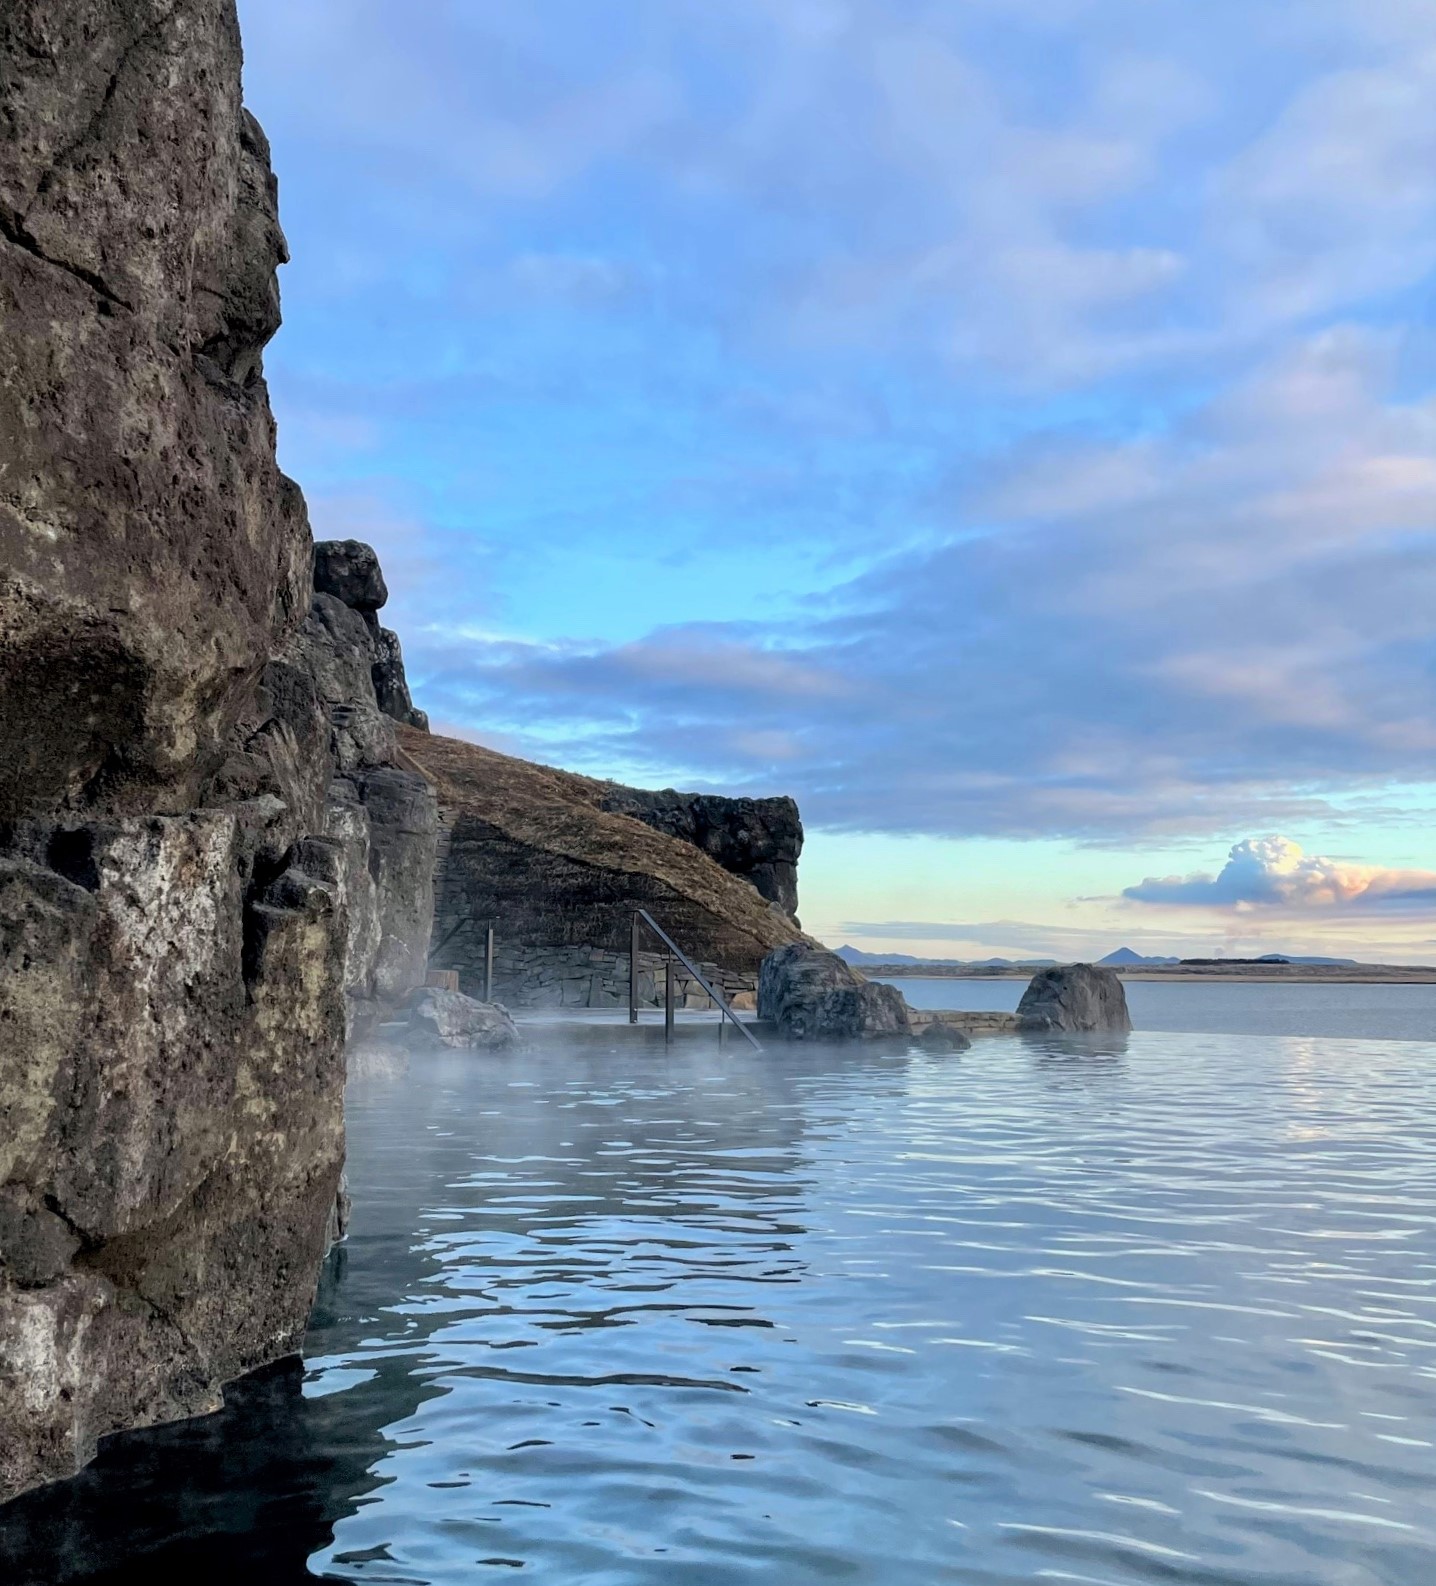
top-left (1124, 836), bottom-right (1436, 912)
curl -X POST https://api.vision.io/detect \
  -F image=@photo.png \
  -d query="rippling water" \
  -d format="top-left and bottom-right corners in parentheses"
top-left (883, 976), bottom-right (1436, 1042)
top-left (6, 1027), bottom-right (1436, 1585)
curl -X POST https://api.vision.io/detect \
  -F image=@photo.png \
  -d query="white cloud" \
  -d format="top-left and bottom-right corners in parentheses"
top-left (1124, 836), bottom-right (1436, 912)
top-left (408, 323), bottom-right (1436, 839)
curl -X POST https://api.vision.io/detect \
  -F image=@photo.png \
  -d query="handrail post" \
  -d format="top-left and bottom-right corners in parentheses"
top-left (664, 957), bottom-right (675, 1044)
top-left (630, 907), bottom-right (763, 1053)
top-left (484, 925), bottom-right (494, 1003)
top-left (630, 912), bottom-right (640, 1024)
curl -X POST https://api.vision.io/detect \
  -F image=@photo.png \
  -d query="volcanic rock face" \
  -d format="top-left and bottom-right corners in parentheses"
top-left (306, 542), bottom-right (429, 732)
top-left (595, 789), bottom-right (803, 916)
top-left (0, 2), bottom-right (434, 1502)
top-left (1016, 964), bottom-right (1133, 1033)
top-left (757, 944), bottom-right (912, 1041)
top-left (313, 539), bottom-right (388, 615)
top-left (0, 3), bottom-right (309, 820)
top-left (407, 728), bottom-right (805, 989)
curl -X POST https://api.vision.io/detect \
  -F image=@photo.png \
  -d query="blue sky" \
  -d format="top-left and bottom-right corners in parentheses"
top-left (238, 0), bottom-right (1436, 961)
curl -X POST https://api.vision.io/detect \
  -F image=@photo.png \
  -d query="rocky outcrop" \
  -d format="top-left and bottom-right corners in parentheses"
top-left (407, 728), bottom-right (805, 993)
top-left (0, 3), bottom-right (308, 822)
top-left (0, 2), bottom-right (433, 1502)
top-left (757, 943), bottom-right (912, 1041)
top-left (1017, 964), bottom-right (1133, 1033)
top-left (594, 789), bottom-right (803, 915)
top-left (281, 562), bottom-right (439, 1032)
top-left (308, 539), bottom-right (428, 732)
top-left (371, 626), bottom-right (428, 732)
top-left (313, 540), bottom-right (388, 615)
top-left (407, 987), bottom-right (520, 1051)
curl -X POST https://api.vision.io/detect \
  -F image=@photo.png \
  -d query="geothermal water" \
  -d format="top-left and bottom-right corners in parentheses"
top-left (5, 1005), bottom-right (1436, 1585)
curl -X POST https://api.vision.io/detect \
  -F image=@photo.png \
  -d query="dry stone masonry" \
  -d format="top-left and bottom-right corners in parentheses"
top-left (437, 938), bottom-right (755, 1012)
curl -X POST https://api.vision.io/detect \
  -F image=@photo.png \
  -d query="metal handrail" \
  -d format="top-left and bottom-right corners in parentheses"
top-left (630, 908), bottom-right (763, 1051)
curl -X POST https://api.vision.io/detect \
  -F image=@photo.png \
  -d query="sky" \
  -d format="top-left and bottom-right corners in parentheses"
top-left (237, 0), bottom-right (1436, 963)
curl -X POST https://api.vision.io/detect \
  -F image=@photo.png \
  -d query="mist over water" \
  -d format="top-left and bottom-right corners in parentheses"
top-left (6, 1022), bottom-right (1436, 1584)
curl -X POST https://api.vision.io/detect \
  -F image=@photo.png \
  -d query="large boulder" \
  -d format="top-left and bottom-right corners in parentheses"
top-left (408, 987), bottom-right (520, 1050)
top-left (758, 943), bottom-right (911, 1041)
top-left (1017, 964), bottom-right (1132, 1033)
top-left (313, 539), bottom-right (388, 615)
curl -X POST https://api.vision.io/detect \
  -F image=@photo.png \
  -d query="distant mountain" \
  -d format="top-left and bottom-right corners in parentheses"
top-left (1098, 947), bottom-right (1180, 966)
top-left (834, 945), bottom-right (967, 966)
top-left (833, 946), bottom-right (1056, 969)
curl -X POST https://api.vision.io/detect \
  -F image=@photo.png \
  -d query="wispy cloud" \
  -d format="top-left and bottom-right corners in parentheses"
top-left (401, 327), bottom-right (1436, 836)
top-left (237, 0), bottom-right (1436, 853)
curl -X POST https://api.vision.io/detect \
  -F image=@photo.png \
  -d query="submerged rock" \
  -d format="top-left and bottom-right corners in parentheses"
top-left (917, 1021), bottom-right (972, 1052)
top-left (408, 987), bottom-right (521, 1050)
top-left (758, 943), bottom-right (912, 1041)
top-left (1017, 964), bottom-right (1132, 1033)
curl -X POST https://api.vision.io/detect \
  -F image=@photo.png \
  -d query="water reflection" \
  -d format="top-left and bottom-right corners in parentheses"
top-left (3, 1029), bottom-right (1435, 1585)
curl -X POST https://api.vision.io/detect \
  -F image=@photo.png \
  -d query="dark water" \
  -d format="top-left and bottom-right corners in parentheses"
top-left (883, 975), bottom-right (1436, 1042)
top-left (5, 1025), bottom-right (1436, 1584)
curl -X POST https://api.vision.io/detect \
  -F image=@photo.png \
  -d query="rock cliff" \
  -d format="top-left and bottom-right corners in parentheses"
top-left (0, 1), bottom-right (434, 1502)
top-left (404, 729), bottom-right (805, 988)
top-left (593, 787), bottom-right (802, 916)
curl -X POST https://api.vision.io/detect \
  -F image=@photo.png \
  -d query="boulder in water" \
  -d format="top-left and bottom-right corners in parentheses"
top-left (408, 987), bottom-right (521, 1050)
top-left (758, 943), bottom-right (911, 1041)
top-left (917, 1021), bottom-right (972, 1052)
top-left (1017, 964), bottom-right (1132, 1033)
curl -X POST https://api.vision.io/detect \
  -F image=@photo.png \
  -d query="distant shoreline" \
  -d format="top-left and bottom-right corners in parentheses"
top-left (865, 963), bottom-right (1436, 984)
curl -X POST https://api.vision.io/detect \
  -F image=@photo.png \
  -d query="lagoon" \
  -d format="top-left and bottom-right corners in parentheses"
top-left (5, 1025), bottom-right (1435, 1584)
top-left (881, 975), bottom-right (1436, 1043)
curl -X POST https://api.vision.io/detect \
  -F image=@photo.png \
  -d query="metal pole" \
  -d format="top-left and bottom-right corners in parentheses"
top-left (630, 913), bottom-right (640, 1024)
top-left (484, 925), bottom-right (494, 1003)
top-left (664, 957), bottom-right (675, 1044)
top-left (718, 994), bottom-right (727, 1047)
